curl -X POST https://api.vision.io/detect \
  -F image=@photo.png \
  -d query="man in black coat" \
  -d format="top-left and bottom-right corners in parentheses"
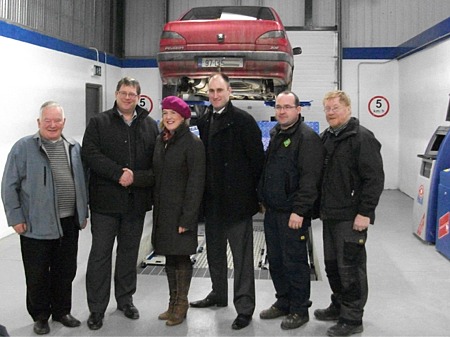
top-left (82, 77), bottom-right (159, 330)
top-left (258, 91), bottom-right (324, 330)
top-left (190, 73), bottom-right (265, 330)
top-left (315, 90), bottom-right (384, 337)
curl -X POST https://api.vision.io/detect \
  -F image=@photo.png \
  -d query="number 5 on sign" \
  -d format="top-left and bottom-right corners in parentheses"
top-left (368, 96), bottom-right (390, 118)
top-left (139, 94), bottom-right (154, 112)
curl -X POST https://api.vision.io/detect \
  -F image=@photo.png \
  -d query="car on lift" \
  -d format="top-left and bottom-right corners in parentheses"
top-left (157, 6), bottom-right (301, 101)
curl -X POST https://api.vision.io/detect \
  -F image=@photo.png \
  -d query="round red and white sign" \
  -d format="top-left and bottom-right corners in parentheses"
top-left (139, 94), bottom-right (154, 112)
top-left (368, 96), bottom-right (390, 118)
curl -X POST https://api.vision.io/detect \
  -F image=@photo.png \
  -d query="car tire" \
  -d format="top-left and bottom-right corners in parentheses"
top-left (274, 84), bottom-right (289, 94)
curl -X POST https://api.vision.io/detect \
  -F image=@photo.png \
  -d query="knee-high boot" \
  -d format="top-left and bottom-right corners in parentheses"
top-left (158, 266), bottom-right (177, 320)
top-left (166, 269), bottom-right (192, 326)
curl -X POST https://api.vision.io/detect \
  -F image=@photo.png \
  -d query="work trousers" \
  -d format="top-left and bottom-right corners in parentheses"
top-left (86, 211), bottom-right (145, 313)
top-left (323, 219), bottom-right (368, 325)
top-left (20, 216), bottom-right (79, 321)
top-left (264, 210), bottom-right (311, 315)
top-left (205, 216), bottom-right (255, 316)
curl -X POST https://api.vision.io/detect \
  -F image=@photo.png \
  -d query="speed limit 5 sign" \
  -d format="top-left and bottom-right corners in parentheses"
top-left (368, 96), bottom-right (390, 118)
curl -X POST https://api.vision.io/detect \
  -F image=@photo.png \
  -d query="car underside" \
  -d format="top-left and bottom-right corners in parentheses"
top-left (162, 76), bottom-right (290, 101)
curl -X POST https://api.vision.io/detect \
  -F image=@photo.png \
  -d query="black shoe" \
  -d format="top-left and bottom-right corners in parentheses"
top-left (314, 303), bottom-right (340, 321)
top-left (33, 320), bottom-right (50, 335)
top-left (327, 322), bottom-right (364, 336)
top-left (118, 303), bottom-right (140, 319)
top-left (190, 296), bottom-right (227, 308)
top-left (87, 312), bottom-right (104, 330)
top-left (231, 314), bottom-right (252, 330)
top-left (281, 313), bottom-right (309, 330)
top-left (260, 306), bottom-right (288, 319)
top-left (53, 314), bottom-right (81, 327)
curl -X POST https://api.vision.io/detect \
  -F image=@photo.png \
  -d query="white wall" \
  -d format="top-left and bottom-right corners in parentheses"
top-left (342, 59), bottom-right (399, 190)
top-left (342, 38), bottom-right (450, 197)
top-left (398, 39), bottom-right (450, 197)
top-left (0, 36), bottom-right (162, 239)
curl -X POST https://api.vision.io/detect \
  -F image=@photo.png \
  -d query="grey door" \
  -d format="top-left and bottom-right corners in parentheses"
top-left (86, 83), bottom-right (102, 126)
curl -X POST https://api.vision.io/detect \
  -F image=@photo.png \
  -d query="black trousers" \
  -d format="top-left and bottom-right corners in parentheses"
top-left (20, 216), bottom-right (79, 321)
top-left (86, 211), bottom-right (145, 313)
top-left (322, 219), bottom-right (368, 325)
top-left (264, 210), bottom-right (311, 315)
top-left (0, 324), bottom-right (9, 337)
top-left (205, 216), bottom-right (255, 316)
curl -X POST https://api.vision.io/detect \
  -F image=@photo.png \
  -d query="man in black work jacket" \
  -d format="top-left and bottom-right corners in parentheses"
top-left (190, 73), bottom-right (265, 331)
top-left (82, 77), bottom-right (159, 330)
top-left (258, 91), bottom-right (324, 330)
top-left (315, 90), bottom-right (384, 337)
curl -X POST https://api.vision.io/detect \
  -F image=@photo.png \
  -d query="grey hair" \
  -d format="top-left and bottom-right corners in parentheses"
top-left (39, 101), bottom-right (65, 120)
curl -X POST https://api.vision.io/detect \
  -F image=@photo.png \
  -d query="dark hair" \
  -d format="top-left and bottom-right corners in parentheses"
top-left (116, 76), bottom-right (141, 95)
top-left (208, 72), bottom-right (230, 85)
top-left (277, 90), bottom-right (300, 107)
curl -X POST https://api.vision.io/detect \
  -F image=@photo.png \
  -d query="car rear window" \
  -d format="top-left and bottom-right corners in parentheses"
top-left (181, 6), bottom-right (275, 21)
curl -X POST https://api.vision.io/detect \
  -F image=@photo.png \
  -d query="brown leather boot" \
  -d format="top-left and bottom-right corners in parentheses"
top-left (158, 266), bottom-right (177, 320)
top-left (166, 269), bottom-right (192, 326)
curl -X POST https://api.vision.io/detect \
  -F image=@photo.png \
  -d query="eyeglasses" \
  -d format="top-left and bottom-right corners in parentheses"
top-left (324, 106), bottom-right (342, 113)
top-left (117, 91), bottom-right (138, 99)
top-left (274, 105), bottom-right (297, 111)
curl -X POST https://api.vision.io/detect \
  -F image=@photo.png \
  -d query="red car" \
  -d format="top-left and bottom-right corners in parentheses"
top-left (157, 6), bottom-right (301, 101)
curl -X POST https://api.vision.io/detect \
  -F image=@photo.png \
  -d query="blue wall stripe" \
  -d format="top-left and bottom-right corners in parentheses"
top-left (342, 47), bottom-right (398, 60)
top-left (121, 58), bottom-right (158, 68)
top-left (0, 20), bottom-right (135, 68)
top-left (1, 16), bottom-right (450, 64)
top-left (343, 16), bottom-right (450, 60)
top-left (395, 16), bottom-right (450, 59)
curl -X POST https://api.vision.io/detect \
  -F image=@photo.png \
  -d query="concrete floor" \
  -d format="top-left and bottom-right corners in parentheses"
top-left (1, 190), bottom-right (449, 336)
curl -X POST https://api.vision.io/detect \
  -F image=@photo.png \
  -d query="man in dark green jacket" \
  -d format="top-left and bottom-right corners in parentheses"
top-left (258, 91), bottom-right (324, 330)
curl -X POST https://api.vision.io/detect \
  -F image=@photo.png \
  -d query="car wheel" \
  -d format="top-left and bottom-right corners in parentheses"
top-left (274, 84), bottom-right (288, 95)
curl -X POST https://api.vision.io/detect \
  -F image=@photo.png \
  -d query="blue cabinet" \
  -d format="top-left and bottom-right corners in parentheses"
top-left (436, 169), bottom-right (450, 259)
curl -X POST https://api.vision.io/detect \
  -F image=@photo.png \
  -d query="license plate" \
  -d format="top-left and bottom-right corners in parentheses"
top-left (198, 57), bottom-right (243, 68)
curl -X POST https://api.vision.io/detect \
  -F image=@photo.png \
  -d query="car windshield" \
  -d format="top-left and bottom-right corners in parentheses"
top-left (181, 6), bottom-right (275, 21)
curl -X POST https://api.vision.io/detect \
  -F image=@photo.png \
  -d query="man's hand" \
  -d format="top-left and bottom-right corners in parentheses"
top-left (119, 168), bottom-right (134, 187)
top-left (353, 214), bottom-right (370, 231)
top-left (13, 223), bottom-right (27, 234)
top-left (288, 213), bottom-right (304, 229)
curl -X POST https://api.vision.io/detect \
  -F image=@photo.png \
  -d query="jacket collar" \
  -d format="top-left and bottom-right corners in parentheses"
top-left (323, 117), bottom-right (359, 140)
top-left (33, 132), bottom-right (75, 146)
top-left (271, 118), bottom-right (302, 137)
top-left (161, 122), bottom-right (190, 143)
top-left (204, 100), bottom-right (234, 122)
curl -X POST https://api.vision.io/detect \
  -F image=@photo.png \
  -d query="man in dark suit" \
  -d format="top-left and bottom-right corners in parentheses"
top-left (82, 77), bottom-right (159, 330)
top-left (190, 73), bottom-right (265, 330)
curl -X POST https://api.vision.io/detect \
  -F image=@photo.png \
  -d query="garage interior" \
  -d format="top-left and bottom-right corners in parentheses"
top-left (1, 0), bottom-right (450, 336)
